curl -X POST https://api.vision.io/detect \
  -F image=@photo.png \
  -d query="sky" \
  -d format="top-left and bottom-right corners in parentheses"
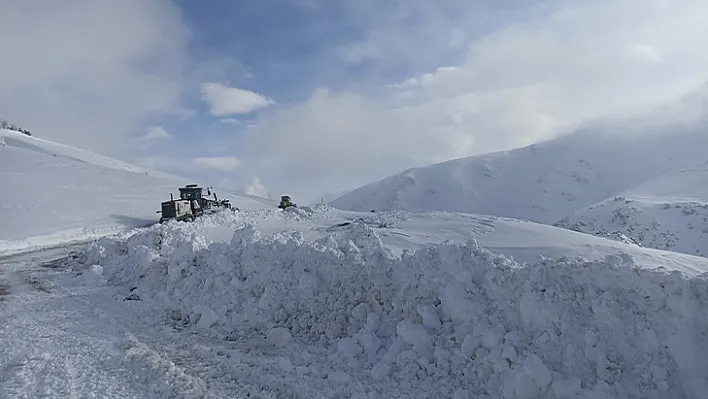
top-left (2, 0), bottom-right (708, 203)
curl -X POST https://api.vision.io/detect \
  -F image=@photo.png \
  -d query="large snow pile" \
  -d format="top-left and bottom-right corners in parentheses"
top-left (330, 127), bottom-right (708, 224)
top-left (555, 168), bottom-right (708, 257)
top-left (70, 213), bottom-right (708, 399)
top-left (0, 129), bottom-right (274, 256)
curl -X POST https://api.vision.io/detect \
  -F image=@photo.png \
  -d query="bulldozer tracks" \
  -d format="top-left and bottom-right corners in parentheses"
top-left (0, 281), bottom-right (9, 302)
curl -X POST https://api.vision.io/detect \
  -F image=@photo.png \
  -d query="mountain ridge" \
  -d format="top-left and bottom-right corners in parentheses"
top-left (330, 126), bottom-right (708, 224)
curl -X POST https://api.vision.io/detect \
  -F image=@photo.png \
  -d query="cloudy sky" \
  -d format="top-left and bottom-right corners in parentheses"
top-left (2, 0), bottom-right (708, 202)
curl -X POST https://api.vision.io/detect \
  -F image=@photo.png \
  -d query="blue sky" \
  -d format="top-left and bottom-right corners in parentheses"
top-left (141, 0), bottom-right (569, 196)
top-left (2, 0), bottom-right (708, 202)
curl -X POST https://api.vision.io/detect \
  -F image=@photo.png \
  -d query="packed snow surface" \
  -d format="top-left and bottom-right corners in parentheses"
top-left (0, 129), bottom-right (274, 255)
top-left (53, 206), bottom-right (708, 398)
top-left (556, 167), bottom-right (708, 257)
top-left (330, 128), bottom-right (708, 224)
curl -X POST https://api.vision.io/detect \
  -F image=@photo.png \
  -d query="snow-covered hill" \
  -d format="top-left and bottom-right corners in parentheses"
top-left (0, 129), bottom-right (177, 179)
top-left (44, 206), bottom-right (708, 398)
top-left (330, 127), bottom-right (708, 224)
top-left (0, 129), bottom-right (275, 255)
top-left (555, 167), bottom-right (708, 257)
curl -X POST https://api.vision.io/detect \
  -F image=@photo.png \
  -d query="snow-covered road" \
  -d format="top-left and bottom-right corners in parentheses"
top-left (0, 247), bottom-right (199, 398)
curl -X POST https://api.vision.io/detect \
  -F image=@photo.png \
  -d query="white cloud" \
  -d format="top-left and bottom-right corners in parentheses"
top-left (193, 156), bottom-right (241, 171)
top-left (140, 126), bottom-right (171, 141)
top-left (245, 176), bottom-right (270, 198)
top-left (200, 83), bottom-right (273, 116)
top-left (220, 118), bottom-right (242, 125)
top-left (0, 0), bottom-right (188, 157)
top-left (240, 0), bottom-right (708, 201)
top-left (626, 45), bottom-right (662, 63)
top-left (169, 108), bottom-right (197, 121)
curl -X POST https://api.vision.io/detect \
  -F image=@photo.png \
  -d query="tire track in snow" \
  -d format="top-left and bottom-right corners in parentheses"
top-left (38, 273), bottom-right (215, 398)
top-left (0, 281), bottom-right (9, 302)
top-left (0, 250), bottom-right (219, 399)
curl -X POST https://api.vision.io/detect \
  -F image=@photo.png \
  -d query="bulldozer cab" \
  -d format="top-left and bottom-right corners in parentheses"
top-left (179, 184), bottom-right (203, 201)
top-left (278, 195), bottom-right (296, 209)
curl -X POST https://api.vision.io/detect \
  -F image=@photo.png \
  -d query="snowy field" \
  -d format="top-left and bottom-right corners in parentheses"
top-left (3, 206), bottom-right (708, 398)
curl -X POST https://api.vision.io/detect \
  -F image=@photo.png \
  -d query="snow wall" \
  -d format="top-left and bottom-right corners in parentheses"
top-left (73, 216), bottom-right (708, 399)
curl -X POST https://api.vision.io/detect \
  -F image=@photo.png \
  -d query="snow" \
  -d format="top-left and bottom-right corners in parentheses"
top-left (247, 208), bottom-right (708, 276)
top-left (330, 128), bottom-right (708, 224)
top-left (0, 129), bottom-right (275, 256)
top-left (621, 167), bottom-right (708, 203)
top-left (0, 129), bottom-right (176, 178)
top-left (28, 206), bottom-right (706, 398)
top-left (4, 127), bottom-right (708, 398)
top-left (556, 167), bottom-right (708, 257)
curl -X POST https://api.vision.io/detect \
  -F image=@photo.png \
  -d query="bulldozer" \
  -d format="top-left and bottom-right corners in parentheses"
top-left (158, 184), bottom-right (237, 223)
top-left (278, 195), bottom-right (296, 209)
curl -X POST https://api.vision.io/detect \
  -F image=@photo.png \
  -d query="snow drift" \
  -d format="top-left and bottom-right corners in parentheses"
top-left (330, 127), bottom-right (708, 224)
top-left (71, 212), bottom-right (708, 399)
top-left (0, 129), bottom-right (274, 256)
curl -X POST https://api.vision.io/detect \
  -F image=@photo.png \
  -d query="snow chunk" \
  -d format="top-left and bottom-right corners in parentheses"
top-left (440, 281), bottom-right (476, 323)
top-left (337, 337), bottom-right (363, 358)
top-left (267, 327), bottom-right (292, 348)
top-left (417, 304), bottom-right (442, 330)
top-left (195, 305), bottom-right (219, 329)
top-left (82, 264), bottom-right (106, 286)
top-left (328, 370), bottom-right (351, 384)
top-left (551, 377), bottom-right (582, 398)
top-left (371, 361), bottom-right (391, 381)
top-left (396, 320), bottom-right (433, 356)
top-left (502, 354), bottom-right (553, 399)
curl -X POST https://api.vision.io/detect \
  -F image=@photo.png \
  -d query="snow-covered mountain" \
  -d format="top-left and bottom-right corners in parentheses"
top-left (0, 129), bottom-right (176, 179)
top-left (330, 127), bottom-right (708, 224)
top-left (0, 129), bottom-right (274, 255)
top-left (555, 167), bottom-right (708, 256)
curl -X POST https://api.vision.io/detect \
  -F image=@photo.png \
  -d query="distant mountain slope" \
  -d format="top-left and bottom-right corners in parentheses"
top-left (0, 129), bottom-right (177, 179)
top-left (555, 167), bottom-right (708, 257)
top-left (618, 166), bottom-right (708, 203)
top-left (330, 127), bottom-right (708, 224)
top-left (0, 129), bottom-right (273, 255)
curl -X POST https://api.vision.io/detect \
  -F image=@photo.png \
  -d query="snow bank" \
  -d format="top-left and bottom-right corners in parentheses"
top-left (72, 220), bottom-right (708, 399)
